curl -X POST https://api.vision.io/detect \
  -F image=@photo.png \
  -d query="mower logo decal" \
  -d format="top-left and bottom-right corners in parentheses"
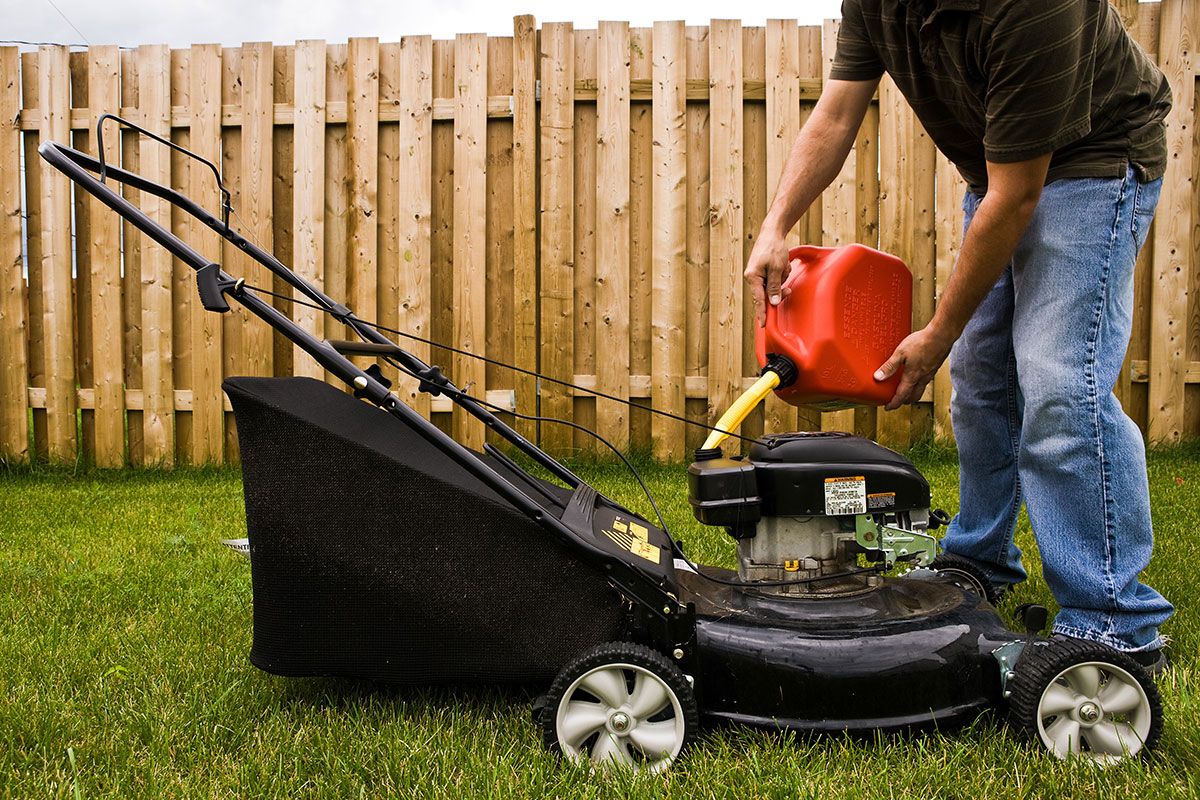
top-left (824, 476), bottom-right (867, 516)
top-left (604, 517), bottom-right (661, 565)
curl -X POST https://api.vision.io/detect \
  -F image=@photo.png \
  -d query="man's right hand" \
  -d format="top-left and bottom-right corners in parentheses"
top-left (745, 229), bottom-right (793, 327)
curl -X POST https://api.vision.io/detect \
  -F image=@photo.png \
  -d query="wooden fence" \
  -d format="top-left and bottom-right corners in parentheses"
top-left (0, 3), bottom-right (1197, 466)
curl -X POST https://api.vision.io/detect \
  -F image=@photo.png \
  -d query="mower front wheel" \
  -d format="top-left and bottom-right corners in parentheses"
top-left (1007, 637), bottom-right (1162, 763)
top-left (539, 641), bottom-right (698, 773)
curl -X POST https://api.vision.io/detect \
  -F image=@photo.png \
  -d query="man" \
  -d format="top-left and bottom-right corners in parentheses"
top-left (745, 0), bottom-right (1173, 670)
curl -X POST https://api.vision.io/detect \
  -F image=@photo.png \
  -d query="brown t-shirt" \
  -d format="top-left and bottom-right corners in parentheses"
top-left (830, 0), bottom-right (1171, 194)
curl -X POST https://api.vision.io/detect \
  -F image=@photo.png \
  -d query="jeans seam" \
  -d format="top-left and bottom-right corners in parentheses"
top-left (1131, 179), bottom-right (1142, 236)
top-left (1088, 173), bottom-right (1128, 639)
top-left (996, 346), bottom-right (1022, 572)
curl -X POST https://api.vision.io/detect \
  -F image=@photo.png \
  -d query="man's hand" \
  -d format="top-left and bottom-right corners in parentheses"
top-left (745, 231), bottom-right (793, 327)
top-left (874, 324), bottom-right (955, 411)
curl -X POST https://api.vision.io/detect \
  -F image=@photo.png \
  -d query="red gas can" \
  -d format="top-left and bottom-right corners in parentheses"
top-left (755, 244), bottom-right (912, 409)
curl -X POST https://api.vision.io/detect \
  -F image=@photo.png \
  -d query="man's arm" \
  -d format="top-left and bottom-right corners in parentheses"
top-left (874, 153), bottom-right (1053, 410)
top-left (745, 78), bottom-right (879, 326)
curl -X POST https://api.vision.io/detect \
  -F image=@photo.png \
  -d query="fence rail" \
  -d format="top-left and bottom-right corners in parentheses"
top-left (1, 3), bottom-right (1197, 466)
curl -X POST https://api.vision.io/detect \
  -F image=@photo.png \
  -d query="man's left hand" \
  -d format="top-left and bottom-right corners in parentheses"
top-left (874, 325), bottom-right (956, 411)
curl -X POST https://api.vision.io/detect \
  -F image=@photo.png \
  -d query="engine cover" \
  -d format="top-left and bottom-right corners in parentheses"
top-left (688, 432), bottom-right (930, 533)
top-left (688, 432), bottom-right (935, 597)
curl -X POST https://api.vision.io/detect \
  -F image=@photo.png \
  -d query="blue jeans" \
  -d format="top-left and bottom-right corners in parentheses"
top-left (940, 166), bottom-right (1173, 652)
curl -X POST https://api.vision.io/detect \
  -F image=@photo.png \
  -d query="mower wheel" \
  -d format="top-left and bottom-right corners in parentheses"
top-left (1007, 637), bottom-right (1162, 763)
top-left (929, 553), bottom-right (1002, 606)
top-left (539, 641), bottom-right (698, 773)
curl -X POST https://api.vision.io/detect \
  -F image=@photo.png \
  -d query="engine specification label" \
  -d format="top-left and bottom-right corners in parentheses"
top-left (824, 476), bottom-right (867, 515)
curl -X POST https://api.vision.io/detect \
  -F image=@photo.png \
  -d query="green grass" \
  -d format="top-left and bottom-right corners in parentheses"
top-left (2, 447), bottom-right (1200, 799)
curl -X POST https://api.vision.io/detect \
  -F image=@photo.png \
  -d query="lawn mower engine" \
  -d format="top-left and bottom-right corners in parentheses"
top-left (689, 431), bottom-right (944, 597)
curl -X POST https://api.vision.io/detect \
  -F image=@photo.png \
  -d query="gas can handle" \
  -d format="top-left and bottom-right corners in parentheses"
top-left (780, 245), bottom-right (823, 293)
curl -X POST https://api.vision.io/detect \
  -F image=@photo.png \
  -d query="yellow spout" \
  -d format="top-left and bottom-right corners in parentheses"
top-left (702, 370), bottom-right (782, 451)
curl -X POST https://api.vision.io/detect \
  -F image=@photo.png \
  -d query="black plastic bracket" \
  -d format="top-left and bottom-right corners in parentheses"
top-left (196, 263), bottom-right (236, 313)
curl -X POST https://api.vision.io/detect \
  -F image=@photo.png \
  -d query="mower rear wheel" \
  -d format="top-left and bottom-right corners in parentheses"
top-left (929, 553), bottom-right (1002, 606)
top-left (1007, 637), bottom-right (1162, 763)
top-left (540, 641), bottom-right (698, 773)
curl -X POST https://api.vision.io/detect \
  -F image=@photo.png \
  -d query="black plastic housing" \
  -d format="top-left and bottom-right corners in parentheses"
top-left (687, 457), bottom-right (760, 532)
top-left (688, 431), bottom-right (930, 525)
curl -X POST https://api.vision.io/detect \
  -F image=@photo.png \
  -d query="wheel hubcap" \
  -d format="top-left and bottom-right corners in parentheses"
top-left (1036, 661), bottom-right (1152, 764)
top-left (609, 711), bottom-right (632, 733)
top-left (555, 662), bottom-right (686, 773)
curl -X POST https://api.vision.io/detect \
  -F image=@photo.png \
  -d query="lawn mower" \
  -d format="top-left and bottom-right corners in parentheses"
top-left (41, 118), bottom-right (1163, 771)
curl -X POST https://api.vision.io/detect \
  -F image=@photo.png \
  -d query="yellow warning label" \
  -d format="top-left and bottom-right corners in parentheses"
top-left (603, 521), bottom-right (661, 565)
top-left (631, 539), bottom-right (661, 564)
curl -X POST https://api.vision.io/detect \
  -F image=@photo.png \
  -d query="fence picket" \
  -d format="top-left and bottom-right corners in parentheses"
top-left (0, 47), bottom-right (27, 461)
top-left (397, 35), bottom-right (433, 417)
top-left (241, 41), bottom-right (274, 381)
top-left (87, 46), bottom-right (124, 467)
top-left (596, 21), bottom-right (632, 451)
top-left (933, 153), bottom-right (965, 441)
top-left (452, 33), bottom-right (488, 449)
top-left (292, 40), bottom-right (326, 380)
top-left (651, 21), bottom-right (687, 460)
top-left (1149, 0), bottom-right (1193, 442)
top-left (539, 23), bottom-right (575, 454)
top-left (187, 44), bottom-right (224, 464)
top-left (707, 20), bottom-right (744, 439)
top-left (347, 37), bottom-right (380, 361)
top-left (511, 16), bottom-right (538, 438)
top-left (764, 19), bottom-right (802, 437)
top-left (38, 46), bottom-right (76, 462)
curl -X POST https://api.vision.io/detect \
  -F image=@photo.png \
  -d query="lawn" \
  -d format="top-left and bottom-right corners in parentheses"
top-left (2, 446), bottom-right (1200, 799)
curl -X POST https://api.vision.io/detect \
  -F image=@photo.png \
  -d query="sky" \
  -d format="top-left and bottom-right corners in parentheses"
top-left (9, 0), bottom-right (845, 49)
